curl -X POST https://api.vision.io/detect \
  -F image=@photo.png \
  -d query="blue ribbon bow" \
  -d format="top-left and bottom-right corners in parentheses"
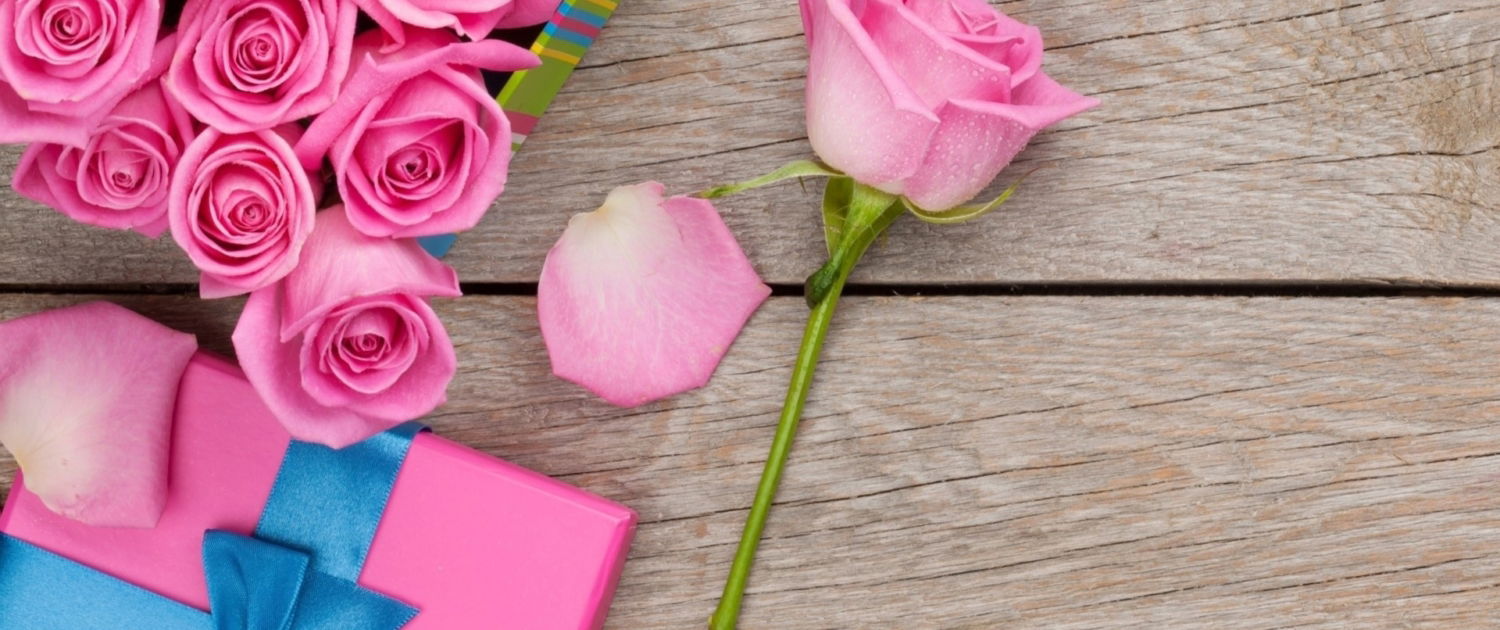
top-left (0, 423), bottom-right (426, 630)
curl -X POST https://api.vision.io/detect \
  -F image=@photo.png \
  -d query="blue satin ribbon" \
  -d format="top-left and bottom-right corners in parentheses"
top-left (0, 423), bottom-right (425, 629)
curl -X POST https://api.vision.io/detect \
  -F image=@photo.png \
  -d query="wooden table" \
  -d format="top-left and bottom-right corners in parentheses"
top-left (2, 1), bottom-right (1498, 627)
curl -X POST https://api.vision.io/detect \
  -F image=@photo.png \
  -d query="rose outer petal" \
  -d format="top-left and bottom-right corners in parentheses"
top-left (802, 0), bottom-right (940, 194)
top-left (901, 74), bottom-right (1099, 212)
top-left (279, 206), bottom-right (460, 341)
top-left (538, 182), bottom-right (771, 407)
top-left (0, 302), bottom-right (197, 527)
top-left (492, 0), bottom-right (561, 29)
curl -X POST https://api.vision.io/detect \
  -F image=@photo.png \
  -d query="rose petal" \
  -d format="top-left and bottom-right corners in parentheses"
top-left (296, 294), bottom-right (453, 419)
top-left (802, 0), bottom-right (940, 194)
top-left (900, 81), bottom-right (1099, 211)
top-left (234, 288), bottom-right (435, 448)
top-left (492, 0), bottom-right (560, 29)
top-left (279, 206), bottom-right (460, 340)
top-left (858, 0), bottom-right (1012, 109)
top-left (538, 182), bottom-right (770, 407)
top-left (0, 301), bottom-right (197, 527)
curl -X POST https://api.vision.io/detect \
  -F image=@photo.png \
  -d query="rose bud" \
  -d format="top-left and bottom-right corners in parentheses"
top-left (166, 0), bottom-right (357, 133)
top-left (233, 208), bottom-right (461, 448)
top-left (355, 0), bottom-right (563, 45)
top-left (0, 0), bottom-right (162, 145)
top-left (12, 42), bottom-right (191, 237)
top-left (801, 0), bottom-right (1098, 212)
top-left (167, 126), bottom-right (318, 299)
top-left (295, 29), bottom-right (538, 238)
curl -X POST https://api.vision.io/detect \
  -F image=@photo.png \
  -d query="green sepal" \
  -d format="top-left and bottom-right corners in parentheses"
top-left (905, 169), bottom-right (1035, 225)
top-left (697, 160), bottom-right (843, 199)
top-left (804, 182), bottom-right (903, 308)
top-left (820, 176), bottom-right (853, 254)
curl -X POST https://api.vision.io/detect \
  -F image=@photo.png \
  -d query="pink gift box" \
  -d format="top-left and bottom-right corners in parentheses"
top-left (0, 353), bottom-right (635, 629)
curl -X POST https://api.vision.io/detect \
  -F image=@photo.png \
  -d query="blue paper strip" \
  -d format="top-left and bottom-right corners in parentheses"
top-left (417, 234), bottom-right (457, 258)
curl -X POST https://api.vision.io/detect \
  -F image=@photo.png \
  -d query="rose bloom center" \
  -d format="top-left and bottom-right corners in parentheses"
top-left (42, 2), bottom-right (99, 50)
top-left (229, 198), bottom-right (273, 231)
top-left (387, 146), bottom-right (437, 186)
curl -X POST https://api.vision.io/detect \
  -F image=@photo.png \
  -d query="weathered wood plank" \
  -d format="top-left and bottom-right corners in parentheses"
top-left (1, 1), bottom-right (1496, 287)
top-left (1, 294), bottom-right (1498, 628)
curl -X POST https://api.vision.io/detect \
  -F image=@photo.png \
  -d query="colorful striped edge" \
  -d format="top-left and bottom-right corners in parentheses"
top-left (500, 0), bottom-right (618, 148)
top-left (418, 0), bottom-right (617, 258)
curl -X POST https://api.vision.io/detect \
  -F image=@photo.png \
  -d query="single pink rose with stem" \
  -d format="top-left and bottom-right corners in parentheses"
top-left (707, 0), bottom-right (1098, 627)
top-left (295, 29), bottom-right (539, 238)
top-left (12, 39), bottom-right (191, 237)
top-left (0, 0), bottom-right (163, 145)
top-left (233, 207), bottom-right (461, 449)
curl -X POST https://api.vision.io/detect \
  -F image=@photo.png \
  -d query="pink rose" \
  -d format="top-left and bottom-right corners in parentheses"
top-left (295, 29), bottom-right (538, 238)
top-left (0, 0), bottom-right (162, 145)
top-left (166, 0), bottom-right (357, 133)
top-left (12, 42), bottom-right (191, 237)
top-left (355, 0), bottom-right (562, 43)
top-left (233, 208), bottom-right (461, 448)
top-left (800, 0), bottom-right (1098, 211)
top-left (168, 126), bottom-right (317, 298)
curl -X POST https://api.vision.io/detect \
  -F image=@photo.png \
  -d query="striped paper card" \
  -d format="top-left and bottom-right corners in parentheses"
top-left (419, 0), bottom-right (620, 257)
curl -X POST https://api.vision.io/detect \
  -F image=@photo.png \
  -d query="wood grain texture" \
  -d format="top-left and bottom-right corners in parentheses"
top-left (2, 294), bottom-right (1498, 628)
top-left (0, 1), bottom-right (1496, 287)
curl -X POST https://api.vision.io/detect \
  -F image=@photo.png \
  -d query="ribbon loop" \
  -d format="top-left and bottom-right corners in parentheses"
top-left (202, 531), bottom-right (416, 630)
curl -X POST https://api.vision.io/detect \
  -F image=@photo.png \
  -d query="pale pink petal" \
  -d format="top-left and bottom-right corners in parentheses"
top-left (0, 302), bottom-right (197, 527)
top-left (279, 207), bottom-right (460, 340)
top-left (234, 289), bottom-right (412, 448)
top-left (538, 182), bottom-right (770, 407)
top-left (901, 81), bottom-right (1099, 211)
top-left (801, 0), bottom-right (940, 193)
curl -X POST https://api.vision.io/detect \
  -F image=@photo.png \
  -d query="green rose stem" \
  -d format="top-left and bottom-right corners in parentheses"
top-left (709, 179), bottom-right (903, 630)
top-left (699, 164), bottom-right (1020, 629)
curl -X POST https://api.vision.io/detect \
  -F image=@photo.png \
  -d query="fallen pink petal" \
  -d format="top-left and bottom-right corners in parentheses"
top-left (0, 302), bottom-right (197, 527)
top-left (539, 182), bottom-right (771, 407)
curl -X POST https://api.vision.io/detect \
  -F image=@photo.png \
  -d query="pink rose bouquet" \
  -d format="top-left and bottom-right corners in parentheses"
top-left (1, 1), bottom-right (544, 459)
